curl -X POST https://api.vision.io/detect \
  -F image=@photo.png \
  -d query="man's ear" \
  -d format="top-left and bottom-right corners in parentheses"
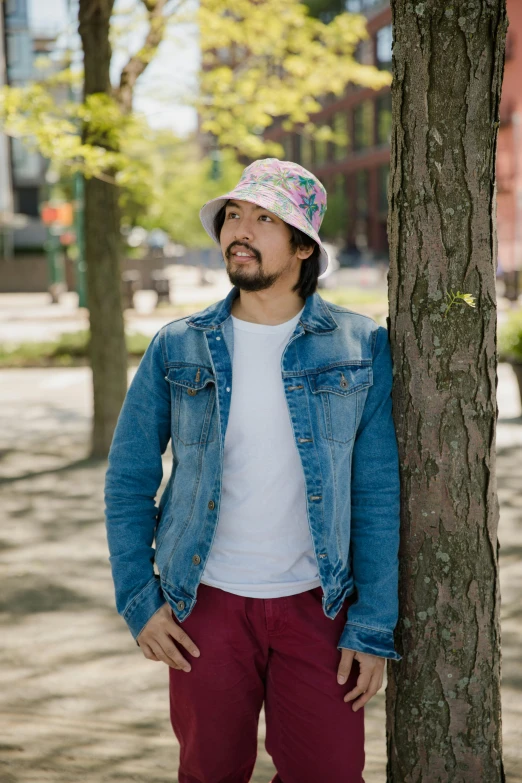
top-left (296, 244), bottom-right (315, 261)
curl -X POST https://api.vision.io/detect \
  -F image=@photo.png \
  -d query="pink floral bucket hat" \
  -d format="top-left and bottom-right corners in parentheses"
top-left (199, 158), bottom-right (330, 276)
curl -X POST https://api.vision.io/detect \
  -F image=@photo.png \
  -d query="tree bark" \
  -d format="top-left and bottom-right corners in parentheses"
top-left (79, 0), bottom-right (128, 458)
top-left (386, 2), bottom-right (508, 781)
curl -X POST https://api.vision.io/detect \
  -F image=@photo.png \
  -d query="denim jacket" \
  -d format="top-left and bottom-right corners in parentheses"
top-left (104, 285), bottom-right (402, 661)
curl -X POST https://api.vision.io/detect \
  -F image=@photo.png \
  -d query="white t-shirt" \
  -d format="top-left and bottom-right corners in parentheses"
top-left (200, 306), bottom-right (321, 597)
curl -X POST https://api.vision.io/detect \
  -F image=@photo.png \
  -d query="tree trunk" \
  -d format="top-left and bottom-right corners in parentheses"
top-left (79, 0), bottom-right (128, 459)
top-left (386, 2), bottom-right (508, 781)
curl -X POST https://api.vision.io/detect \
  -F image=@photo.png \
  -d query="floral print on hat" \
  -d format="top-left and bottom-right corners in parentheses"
top-left (235, 158), bottom-right (327, 235)
top-left (199, 158), bottom-right (330, 276)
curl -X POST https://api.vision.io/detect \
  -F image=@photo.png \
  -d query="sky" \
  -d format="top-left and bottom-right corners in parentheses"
top-left (27, 0), bottom-right (199, 137)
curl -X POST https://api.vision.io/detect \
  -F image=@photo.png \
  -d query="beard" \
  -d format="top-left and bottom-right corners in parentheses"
top-left (224, 240), bottom-right (282, 291)
top-left (226, 260), bottom-right (281, 292)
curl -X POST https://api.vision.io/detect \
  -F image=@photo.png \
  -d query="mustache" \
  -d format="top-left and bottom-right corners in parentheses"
top-left (225, 242), bottom-right (261, 262)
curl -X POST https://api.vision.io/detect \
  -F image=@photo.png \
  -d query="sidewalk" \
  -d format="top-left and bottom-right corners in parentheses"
top-left (0, 266), bottom-right (394, 348)
top-left (0, 363), bottom-right (520, 782)
top-left (0, 266), bottom-right (232, 345)
top-left (0, 274), bottom-right (514, 350)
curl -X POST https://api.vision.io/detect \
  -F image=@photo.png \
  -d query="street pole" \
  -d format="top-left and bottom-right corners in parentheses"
top-left (74, 170), bottom-right (87, 307)
top-left (44, 172), bottom-right (66, 302)
top-left (64, 0), bottom-right (87, 308)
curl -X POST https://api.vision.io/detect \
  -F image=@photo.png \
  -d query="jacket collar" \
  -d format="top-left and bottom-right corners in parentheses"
top-left (186, 285), bottom-right (339, 334)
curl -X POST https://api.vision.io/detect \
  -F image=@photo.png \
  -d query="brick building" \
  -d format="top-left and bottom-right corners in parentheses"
top-left (265, 0), bottom-right (522, 278)
top-left (265, 0), bottom-right (392, 259)
top-left (1, 0), bottom-right (63, 255)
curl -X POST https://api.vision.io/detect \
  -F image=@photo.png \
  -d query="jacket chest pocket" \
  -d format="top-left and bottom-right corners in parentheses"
top-left (165, 365), bottom-right (218, 446)
top-left (307, 362), bottom-right (373, 444)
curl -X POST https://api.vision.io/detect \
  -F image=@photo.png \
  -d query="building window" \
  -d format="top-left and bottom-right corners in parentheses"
top-left (355, 169), bottom-right (369, 217)
top-left (354, 38), bottom-right (374, 66)
top-left (354, 101), bottom-right (374, 151)
top-left (376, 92), bottom-right (392, 145)
top-left (333, 112), bottom-right (350, 160)
top-left (281, 135), bottom-right (293, 160)
top-left (11, 138), bottom-right (42, 180)
top-left (376, 25), bottom-right (393, 71)
top-left (5, 0), bottom-right (18, 16)
top-left (377, 164), bottom-right (389, 213)
top-left (354, 169), bottom-right (369, 249)
top-left (6, 34), bottom-right (21, 65)
top-left (294, 134), bottom-right (301, 164)
top-left (315, 137), bottom-right (328, 166)
top-left (321, 173), bottom-right (347, 240)
top-left (300, 134), bottom-right (313, 168)
top-left (17, 186), bottom-right (40, 218)
top-left (346, 0), bottom-right (384, 12)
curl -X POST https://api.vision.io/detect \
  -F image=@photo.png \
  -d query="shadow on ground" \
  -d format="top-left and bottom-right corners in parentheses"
top-left (0, 391), bottom-right (389, 782)
top-left (0, 370), bottom-right (520, 782)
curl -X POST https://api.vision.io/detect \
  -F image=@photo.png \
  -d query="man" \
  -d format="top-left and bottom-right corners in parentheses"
top-left (104, 158), bottom-right (402, 783)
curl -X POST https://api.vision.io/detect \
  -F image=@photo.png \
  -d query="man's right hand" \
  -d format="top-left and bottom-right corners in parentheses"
top-left (136, 602), bottom-right (200, 672)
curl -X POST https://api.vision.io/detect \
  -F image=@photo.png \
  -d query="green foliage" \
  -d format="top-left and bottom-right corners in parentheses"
top-left (303, 0), bottom-right (347, 22)
top-left (0, 82), bottom-right (129, 180)
top-left (322, 287), bottom-right (388, 307)
top-left (0, 0), bottom-right (392, 242)
top-left (120, 130), bottom-right (244, 245)
top-left (498, 308), bottom-right (522, 363)
top-left (0, 73), bottom-right (237, 243)
top-left (0, 330), bottom-right (152, 367)
top-left (52, 329), bottom-right (92, 358)
top-left (198, 0), bottom-right (391, 158)
top-left (443, 290), bottom-right (476, 318)
top-left (125, 331), bottom-right (153, 355)
top-left (142, 146), bottom-right (244, 247)
top-left (320, 175), bottom-right (347, 240)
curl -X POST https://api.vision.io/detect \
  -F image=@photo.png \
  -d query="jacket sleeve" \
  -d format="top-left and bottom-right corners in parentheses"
top-left (337, 324), bottom-right (402, 661)
top-left (104, 330), bottom-right (170, 640)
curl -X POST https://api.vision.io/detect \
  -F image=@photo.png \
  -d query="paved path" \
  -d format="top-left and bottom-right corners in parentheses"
top-left (0, 363), bottom-right (520, 782)
top-left (0, 267), bottom-right (388, 346)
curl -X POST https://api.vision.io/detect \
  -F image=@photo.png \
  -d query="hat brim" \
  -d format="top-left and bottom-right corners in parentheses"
top-left (199, 191), bottom-right (330, 277)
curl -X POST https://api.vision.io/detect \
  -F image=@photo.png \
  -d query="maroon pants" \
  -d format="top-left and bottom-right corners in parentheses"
top-left (169, 583), bottom-right (365, 783)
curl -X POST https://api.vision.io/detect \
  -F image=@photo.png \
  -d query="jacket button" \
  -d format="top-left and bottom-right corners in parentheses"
top-left (192, 554), bottom-right (201, 565)
top-left (187, 388), bottom-right (197, 396)
top-left (177, 600), bottom-right (185, 610)
top-left (208, 500), bottom-right (215, 510)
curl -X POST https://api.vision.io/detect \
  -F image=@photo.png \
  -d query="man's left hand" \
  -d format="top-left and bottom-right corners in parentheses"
top-left (336, 648), bottom-right (385, 711)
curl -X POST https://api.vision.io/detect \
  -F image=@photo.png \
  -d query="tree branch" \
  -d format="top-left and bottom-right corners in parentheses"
top-left (114, 0), bottom-right (170, 114)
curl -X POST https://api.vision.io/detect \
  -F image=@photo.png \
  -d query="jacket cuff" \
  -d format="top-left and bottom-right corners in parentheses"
top-left (122, 575), bottom-right (166, 641)
top-left (338, 622), bottom-right (402, 661)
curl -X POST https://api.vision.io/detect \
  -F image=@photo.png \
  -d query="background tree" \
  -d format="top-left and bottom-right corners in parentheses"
top-left (0, 1), bottom-right (177, 458)
top-left (122, 133), bottom-right (244, 247)
top-left (386, 2), bottom-right (508, 780)
top-left (78, 0), bottom-right (173, 458)
top-left (304, 0), bottom-right (348, 24)
top-left (198, 0), bottom-right (391, 158)
top-left (78, 0), bottom-right (125, 460)
top-left (1, 0), bottom-right (390, 458)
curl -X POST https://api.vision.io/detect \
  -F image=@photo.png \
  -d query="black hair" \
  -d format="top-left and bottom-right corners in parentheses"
top-left (213, 200), bottom-right (321, 300)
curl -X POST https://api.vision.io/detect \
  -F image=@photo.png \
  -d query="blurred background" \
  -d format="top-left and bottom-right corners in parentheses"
top-left (1, 0), bottom-right (521, 781)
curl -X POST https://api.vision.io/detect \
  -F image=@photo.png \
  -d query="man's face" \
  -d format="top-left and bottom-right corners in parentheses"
top-left (219, 199), bottom-right (312, 292)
